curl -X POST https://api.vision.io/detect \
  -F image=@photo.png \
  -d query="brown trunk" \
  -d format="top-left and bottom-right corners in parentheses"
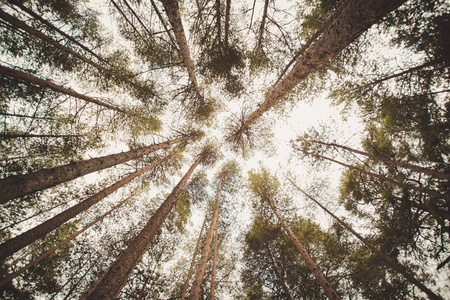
top-left (310, 140), bottom-right (450, 180)
top-left (210, 214), bottom-right (219, 300)
top-left (0, 136), bottom-right (187, 203)
top-left (266, 247), bottom-right (293, 300)
top-left (255, 0), bottom-right (269, 51)
top-left (0, 64), bottom-right (135, 116)
top-left (122, 0), bottom-right (153, 37)
top-left (239, 0), bottom-right (407, 133)
top-left (0, 195), bottom-right (131, 288)
top-left (83, 154), bottom-right (203, 299)
top-left (0, 133), bottom-right (82, 139)
top-left (289, 179), bottom-right (444, 300)
top-left (224, 0), bottom-right (231, 52)
top-left (149, 0), bottom-right (178, 48)
top-left (216, 0), bottom-right (221, 49)
top-left (0, 155), bottom-right (30, 162)
top-left (160, 0), bottom-right (203, 100)
top-left (0, 157), bottom-right (168, 261)
top-left (181, 215), bottom-right (207, 300)
top-left (111, 0), bottom-right (144, 40)
top-left (0, 112), bottom-right (53, 120)
top-left (264, 193), bottom-right (340, 300)
top-left (190, 175), bottom-right (224, 300)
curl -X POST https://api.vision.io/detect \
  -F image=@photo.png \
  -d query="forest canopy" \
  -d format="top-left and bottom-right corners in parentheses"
top-left (0, 0), bottom-right (449, 299)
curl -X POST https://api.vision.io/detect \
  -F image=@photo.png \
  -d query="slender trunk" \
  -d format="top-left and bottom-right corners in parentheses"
top-left (369, 60), bottom-right (438, 86)
top-left (149, 0), bottom-right (178, 48)
top-left (224, 0), bottom-right (231, 53)
top-left (255, 0), bottom-right (269, 51)
top-left (0, 135), bottom-right (187, 204)
top-left (0, 195), bottom-right (131, 288)
top-left (0, 157), bottom-right (168, 261)
top-left (0, 133), bottom-right (82, 139)
top-left (210, 214), bottom-right (219, 300)
top-left (0, 8), bottom-right (147, 92)
top-left (122, 0), bottom-right (153, 37)
top-left (266, 247), bottom-right (293, 300)
top-left (160, 0), bottom-right (203, 100)
top-left (0, 64), bottom-right (135, 116)
top-left (181, 215), bottom-right (207, 300)
top-left (111, 0), bottom-right (144, 40)
top-left (215, 0), bottom-right (221, 50)
top-left (7, 0), bottom-right (107, 64)
top-left (288, 179), bottom-right (444, 300)
top-left (238, 0), bottom-right (407, 133)
top-left (83, 154), bottom-right (203, 299)
top-left (263, 193), bottom-right (340, 300)
top-left (190, 176), bottom-right (224, 300)
top-left (0, 112), bottom-right (53, 120)
top-left (305, 151), bottom-right (450, 202)
top-left (0, 155), bottom-right (30, 162)
top-left (310, 140), bottom-right (450, 180)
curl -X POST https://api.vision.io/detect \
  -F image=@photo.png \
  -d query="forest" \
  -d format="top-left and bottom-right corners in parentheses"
top-left (0, 0), bottom-right (449, 298)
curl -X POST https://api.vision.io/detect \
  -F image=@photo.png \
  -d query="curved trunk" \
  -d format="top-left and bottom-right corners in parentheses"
top-left (190, 176), bottom-right (224, 300)
top-left (289, 179), bottom-right (444, 300)
top-left (181, 215), bottom-right (207, 300)
top-left (239, 0), bottom-right (407, 133)
top-left (210, 215), bottom-right (219, 300)
top-left (0, 64), bottom-right (134, 116)
top-left (264, 193), bottom-right (340, 300)
top-left (0, 136), bottom-right (187, 203)
top-left (83, 154), bottom-right (203, 299)
top-left (0, 158), bottom-right (168, 261)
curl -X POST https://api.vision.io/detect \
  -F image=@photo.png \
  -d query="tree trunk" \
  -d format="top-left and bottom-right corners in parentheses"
top-left (369, 60), bottom-right (438, 86)
top-left (0, 133), bottom-right (82, 140)
top-left (190, 175), bottom-right (224, 300)
top-left (0, 195), bottom-right (132, 288)
top-left (210, 213), bottom-right (219, 300)
top-left (255, 0), bottom-right (269, 51)
top-left (288, 179), bottom-right (444, 300)
top-left (224, 0), bottom-right (231, 52)
top-left (0, 157), bottom-right (168, 261)
top-left (0, 135), bottom-right (188, 203)
top-left (264, 193), bottom-right (341, 300)
top-left (215, 0), bottom-right (221, 50)
top-left (238, 0), bottom-right (407, 133)
top-left (0, 64), bottom-right (135, 116)
top-left (149, 0), bottom-right (178, 48)
top-left (181, 215), bottom-right (207, 300)
top-left (310, 140), bottom-right (450, 180)
top-left (266, 247), bottom-right (293, 300)
top-left (83, 154), bottom-right (204, 299)
top-left (0, 112), bottom-right (53, 120)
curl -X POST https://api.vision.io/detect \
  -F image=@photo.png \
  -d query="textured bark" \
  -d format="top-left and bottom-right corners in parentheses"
top-left (264, 193), bottom-right (340, 300)
top-left (0, 195), bottom-right (131, 288)
top-left (266, 248), bottom-right (293, 300)
top-left (255, 0), bottom-right (269, 51)
top-left (310, 140), bottom-right (450, 180)
top-left (160, 0), bottom-right (202, 100)
top-left (289, 180), bottom-right (444, 300)
top-left (0, 8), bottom-right (146, 91)
top-left (0, 158), bottom-right (167, 261)
top-left (239, 0), bottom-right (407, 133)
top-left (181, 215), bottom-right (207, 300)
top-left (190, 175), bottom-right (224, 300)
top-left (0, 136), bottom-right (187, 203)
top-left (210, 214), bottom-right (219, 300)
top-left (0, 64), bottom-right (134, 116)
top-left (84, 154), bottom-right (203, 299)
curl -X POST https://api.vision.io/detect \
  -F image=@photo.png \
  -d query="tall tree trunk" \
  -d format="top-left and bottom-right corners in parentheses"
top-left (0, 64), bottom-right (135, 116)
top-left (121, 0), bottom-right (153, 37)
top-left (309, 139), bottom-right (450, 180)
top-left (0, 8), bottom-right (148, 92)
top-left (160, 0), bottom-right (203, 101)
top-left (288, 179), bottom-right (444, 300)
top-left (83, 154), bottom-right (204, 299)
top-left (190, 175), bottom-right (224, 300)
top-left (149, 0), bottom-right (178, 48)
top-left (0, 133), bottom-right (82, 140)
top-left (0, 112), bottom-right (53, 120)
top-left (255, 0), bottom-right (269, 51)
top-left (237, 0), bottom-right (407, 134)
top-left (210, 214), bottom-right (219, 300)
top-left (0, 135), bottom-right (188, 203)
top-left (0, 157), bottom-right (168, 261)
top-left (181, 215), bottom-right (207, 300)
top-left (0, 195), bottom-right (132, 288)
top-left (266, 247), bottom-right (293, 300)
top-left (224, 0), bottom-right (231, 53)
top-left (215, 0), bottom-right (221, 50)
top-left (263, 193), bottom-right (341, 300)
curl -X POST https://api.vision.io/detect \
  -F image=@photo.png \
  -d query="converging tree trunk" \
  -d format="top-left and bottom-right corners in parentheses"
top-left (255, 0), bottom-right (269, 51)
top-left (83, 153), bottom-right (204, 299)
top-left (266, 247), bottom-right (293, 300)
top-left (0, 135), bottom-right (189, 203)
top-left (288, 179), bottom-right (444, 300)
top-left (0, 157), bottom-right (169, 261)
top-left (210, 213), bottom-right (219, 300)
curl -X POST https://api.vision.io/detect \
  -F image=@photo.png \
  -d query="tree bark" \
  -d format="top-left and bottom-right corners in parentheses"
top-left (263, 193), bottom-right (341, 300)
top-left (0, 157), bottom-right (168, 261)
top-left (310, 139), bottom-right (450, 180)
top-left (0, 64), bottom-right (135, 116)
top-left (289, 179), bottom-right (444, 300)
top-left (149, 0), bottom-right (178, 48)
top-left (238, 0), bottom-right (407, 134)
top-left (0, 133), bottom-right (82, 140)
top-left (83, 154), bottom-right (204, 299)
top-left (0, 195), bottom-right (132, 288)
top-left (210, 213), bottom-right (219, 300)
top-left (190, 175), bottom-right (224, 300)
top-left (255, 0), bottom-right (269, 51)
top-left (0, 135), bottom-right (188, 204)
top-left (224, 0), bottom-right (231, 52)
top-left (181, 215), bottom-right (207, 300)
top-left (266, 247), bottom-right (293, 300)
